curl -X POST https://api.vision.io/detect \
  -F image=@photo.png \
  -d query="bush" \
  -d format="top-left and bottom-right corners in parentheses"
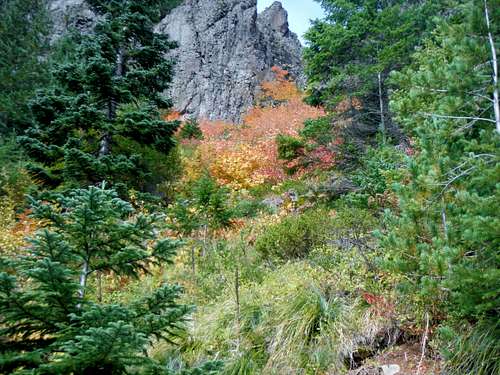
top-left (179, 117), bottom-right (203, 140)
top-left (299, 116), bottom-right (333, 146)
top-left (180, 262), bottom-right (390, 374)
top-left (351, 144), bottom-right (407, 196)
top-left (254, 209), bottom-right (332, 259)
top-left (276, 134), bottom-right (304, 161)
top-left (0, 136), bottom-right (34, 206)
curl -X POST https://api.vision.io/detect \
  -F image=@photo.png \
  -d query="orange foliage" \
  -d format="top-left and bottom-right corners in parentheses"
top-left (258, 66), bottom-right (300, 102)
top-left (197, 102), bottom-right (323, 189)
top-left (163, 110), bottom-right (182, 122)
top-left (180, 67), bottom-right (324, 190)
top-left (334, 97), bottom-right (363, 113)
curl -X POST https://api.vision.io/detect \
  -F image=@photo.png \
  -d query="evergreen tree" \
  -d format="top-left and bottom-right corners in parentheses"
top-left (0, 0), bottom-right (50, 135)
top-left (179, 118), bottom-right (203, 140)
top-left (192, 175), bottom-right (233, 232)
top-left (304, 0), bottom-right (448, 137)
top-left (0, 185), bottom-right (221, 374)
top-left (19, 0), bottom-right (181, 195)
top-left (382, 0), bottom-right (499, 328)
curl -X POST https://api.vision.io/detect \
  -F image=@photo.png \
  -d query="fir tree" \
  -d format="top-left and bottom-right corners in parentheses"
top-left (0, 185), bottom-right (221, 374)
top-left (179, 118), bottom-right (203, 140)
top-left (19, 0), bottom-right (181, 195)
top-left (304, 0), bottom-right (448, 137)
top-left (0, 0), bottom-right (50, 135)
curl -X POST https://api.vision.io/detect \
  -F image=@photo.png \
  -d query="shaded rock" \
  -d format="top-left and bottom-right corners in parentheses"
top-left (49, 0), bottom-right (94, 39)
top-left (316, 174), bottom-right (358, 199)
top-left (262, 195), bottom-right (284, 211)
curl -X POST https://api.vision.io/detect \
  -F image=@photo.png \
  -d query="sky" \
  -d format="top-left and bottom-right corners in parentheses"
top-left (257, 0), bottom-right (325, 44)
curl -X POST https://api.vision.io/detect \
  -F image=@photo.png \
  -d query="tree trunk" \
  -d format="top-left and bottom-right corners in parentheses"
top-left (78, 260), bottom-right (89, 307)
top-left (235, 262), bottom-right (241, 346)
top-left (190, 246), bottom-right (196, 274)
top-left (378, 72), bottom-right (386, 139)
top-left (484, 0), bottom-right (500, 133)
top-left (97, 271), bottom-right (103, 303)
top-left (100, 47), bottom-right (125, 157)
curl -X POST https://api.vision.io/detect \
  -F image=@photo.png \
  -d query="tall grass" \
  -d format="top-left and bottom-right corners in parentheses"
top-left (443, 322), bottom-right (500, 375)
top-left (175, 261), bottom-right (392, 374)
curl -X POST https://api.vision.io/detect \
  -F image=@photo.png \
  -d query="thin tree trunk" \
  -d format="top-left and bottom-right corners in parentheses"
top-left (416, 312), bottom-right (430, 375)
top-left (235, 262), bottom-right (241, 346)
top-left (202, 224), bottom-right (208, 257)
top-left (441, 208), bottom-right (448, 240)
top-left (100, 47), bottom-right (125, 157)
top-left (97, 271), bottom-right (102, 303)
top-left (484, 0), bottom-right (500, 133)
top-left (378, 72), bottom-right (386, 139)
top-left (190, 246), bottom-right (196, 274)
top-left (78, 260), bottom-right (89, 307)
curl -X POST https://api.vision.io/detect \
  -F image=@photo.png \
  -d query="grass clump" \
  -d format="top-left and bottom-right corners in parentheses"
top-left (173, 261), bottom-right (391, 374)
top-left (441, 322), bottom-right (500, 375)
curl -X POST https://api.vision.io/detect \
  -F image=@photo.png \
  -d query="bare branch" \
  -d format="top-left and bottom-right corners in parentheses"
top-left (419, 112), bottom-right (496, 124)
top-left (484, 0), bottom-right (500, 133)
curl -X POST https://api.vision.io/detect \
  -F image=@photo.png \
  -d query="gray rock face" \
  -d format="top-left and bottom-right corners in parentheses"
top-left (158, 0), bottom-right (303, 122)
top-left (49, 0), bottom-right (94, 39)
top-left (49, 0), bottom-right (303, 122)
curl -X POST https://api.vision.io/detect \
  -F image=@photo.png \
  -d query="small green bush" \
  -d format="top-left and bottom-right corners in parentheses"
top-left (299, 116), bottom-right (333, 145)
top-left (254, 209), bottom-right (331, 259)
top-left (276, 134), bottom-right (304, 161)
top-left (179, 117), bottom-right (203, 140)
top-left (351, 144), bottom-right (406, 196)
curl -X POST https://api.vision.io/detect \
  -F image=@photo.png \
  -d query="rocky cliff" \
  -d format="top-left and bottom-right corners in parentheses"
top-left (49, 0), bottom-right (303, 122)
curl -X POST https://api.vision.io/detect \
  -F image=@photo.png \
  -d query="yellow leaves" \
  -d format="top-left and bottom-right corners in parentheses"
top-left (209, 144), bottom-right (267, 190)
top-left (0, 198), bottom-right (37, 257)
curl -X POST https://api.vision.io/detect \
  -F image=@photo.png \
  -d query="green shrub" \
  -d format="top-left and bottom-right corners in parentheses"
top-left (276, 134), bottom-right (304, 161)
top-left (113, 136), bottom-right (183, 200)
top-left (254, 209), bottom-right (331, 259)
top-left (179, 117), bottom-right (203, 140)
top-left (232, 198), bottom-right (268, 218)
top-left (299, 116), bottom-right (333, 145)
top-left (0, 136), bottom-right (34, 206)
top-left (180, 262), bottom-right (388, 374)
top-left (351, 144), bottom-right (406, 196)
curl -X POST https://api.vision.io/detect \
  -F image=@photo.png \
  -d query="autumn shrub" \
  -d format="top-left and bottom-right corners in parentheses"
top-left (193, 67), bottom-right (324, 190)
top-left (276, 115), bottom-right (343, 177)
top-left (256, 66), bottom-right (301, 105)
top-left (254, 208), bottom-right (332, 260)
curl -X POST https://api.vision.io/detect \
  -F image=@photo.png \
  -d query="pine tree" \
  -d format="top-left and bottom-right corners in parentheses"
top-left (382, 0), bottom-right (499, 326)
top-left (0, 0), bottom-right (50, 135)
top-left (0, 185), bottom-right (221, 374)
top-left (19, 0), bottom-right (181, 196)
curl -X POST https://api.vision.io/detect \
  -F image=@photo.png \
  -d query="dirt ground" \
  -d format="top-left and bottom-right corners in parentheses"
top-left (347, 343), bottom-right (443, 375)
